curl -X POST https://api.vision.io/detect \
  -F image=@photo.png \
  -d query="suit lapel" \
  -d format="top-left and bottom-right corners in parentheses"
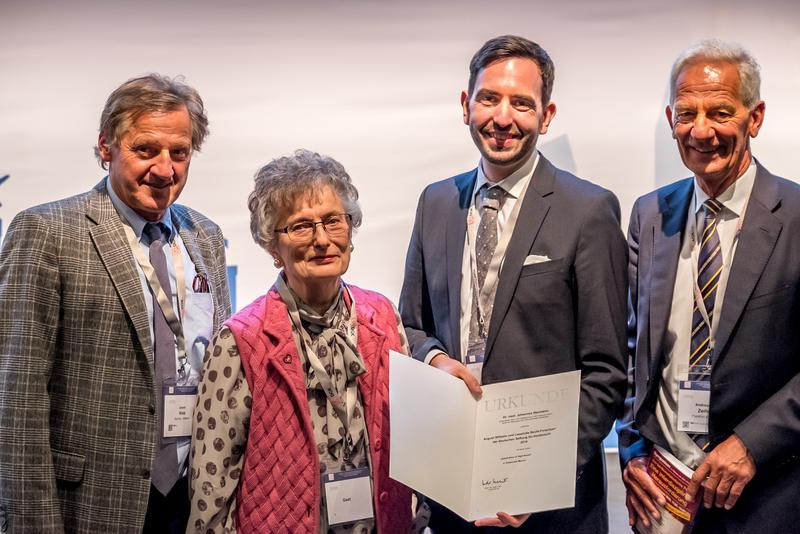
top-left (445, 170), bottom-right (475, 360)
top-left (485, 158), bottom-right (555, 358)
top-left (173, 208), bottom-right (209, 281)
top-left (86, 182), bottom-right (152, 360)
top-left (714, 165), bottom-right (782, 360)
top-left (648, 180), bottom-right (692, 376)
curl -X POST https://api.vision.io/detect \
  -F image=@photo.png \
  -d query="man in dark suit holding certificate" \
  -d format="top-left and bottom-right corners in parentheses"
top-left (399, 35), bottom-right (627, 533)
top-left (619, 40), bottom-right (800, 533)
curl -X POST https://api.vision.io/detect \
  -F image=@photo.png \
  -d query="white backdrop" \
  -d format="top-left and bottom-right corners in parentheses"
top-left (2, 0), bottom-right (799, 309)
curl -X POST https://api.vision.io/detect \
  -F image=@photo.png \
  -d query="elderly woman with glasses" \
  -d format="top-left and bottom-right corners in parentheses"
top-left (187, 150), bottom-right (411, 534)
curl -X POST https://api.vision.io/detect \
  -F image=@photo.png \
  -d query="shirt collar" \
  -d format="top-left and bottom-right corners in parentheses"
top-left (106, 176), bottom-right (175, 241)
top-left (692, 162), bottom-right (757, 218)
top-left (475, 150), bottom-right (540, 201)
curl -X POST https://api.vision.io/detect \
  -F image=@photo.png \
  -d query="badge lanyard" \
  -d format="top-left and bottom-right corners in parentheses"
top-left (688, 199), bottom-right (744, 358)
top-left (276, 276), bottom-right (362, 458)
top-left (122, 224), bottom-right (189, 380)
top-left (465, 181), bottom-right (529, 337)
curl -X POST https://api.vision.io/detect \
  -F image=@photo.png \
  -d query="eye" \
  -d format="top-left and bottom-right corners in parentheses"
top-left (476, 93), bottom-right (499, 106)
top-left (171, 147), bottom-right (191, 161)
top-left (133, 145), bottom-right (158, 158)
top-left (512, 98), bottom-right (534, 111)
top-left (289, 220), bottom-right (315, 233)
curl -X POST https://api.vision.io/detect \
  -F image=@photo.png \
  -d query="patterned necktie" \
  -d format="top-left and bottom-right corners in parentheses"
top-left (467, 185), bottom-right (505, 355)
top-left (689, 199), bottom-right (723, 449)
top-left (144, 222), bottom-right (180, 495)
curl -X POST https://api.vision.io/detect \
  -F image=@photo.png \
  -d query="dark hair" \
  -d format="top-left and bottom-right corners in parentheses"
top-left (468, 35), bottom-right (555, 105)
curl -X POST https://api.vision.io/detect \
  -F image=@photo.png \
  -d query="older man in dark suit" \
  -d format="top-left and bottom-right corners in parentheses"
top-left (0, 74), bottom-right (230, 533)
top-left (619, 40), bottom-right (800, 533)
top-left (399, 35), bottom-right (628, 533)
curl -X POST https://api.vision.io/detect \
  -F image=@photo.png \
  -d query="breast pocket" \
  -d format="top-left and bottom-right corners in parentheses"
top-left (519, 257), bottom-right (566, 278)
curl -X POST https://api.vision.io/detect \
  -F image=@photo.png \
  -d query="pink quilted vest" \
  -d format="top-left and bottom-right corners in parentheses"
top-left (226, 284), bottom-right (412, 533)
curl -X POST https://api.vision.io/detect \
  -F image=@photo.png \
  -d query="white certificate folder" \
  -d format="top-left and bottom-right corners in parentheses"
top-left (389, 351), bottom-right (580, 521)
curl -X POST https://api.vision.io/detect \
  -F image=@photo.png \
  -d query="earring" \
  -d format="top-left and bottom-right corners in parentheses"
top-left (350, 243), bottom-right (355, 252)
top-left (273, 258), bottom-right (282, 268)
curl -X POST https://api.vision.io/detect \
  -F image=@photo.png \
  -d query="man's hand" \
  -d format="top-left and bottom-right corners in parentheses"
top-left (685, 434), bottom-right (756, 510)
top-left (622, 456), bottom-right (666, 528)
top-left (474, 512), bottom-right (531, 528)
top-left (430, 352), bottom-right (482, 396)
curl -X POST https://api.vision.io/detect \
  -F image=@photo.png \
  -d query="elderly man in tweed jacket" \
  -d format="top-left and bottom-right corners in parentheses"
top-left (0, 74), bottom-right (230, 533)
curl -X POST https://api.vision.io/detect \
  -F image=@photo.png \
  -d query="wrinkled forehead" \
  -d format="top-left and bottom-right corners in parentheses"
top-left (673, 60), bottom-right (743, 100)
top-left (275, 184), bottom-right (342, 222)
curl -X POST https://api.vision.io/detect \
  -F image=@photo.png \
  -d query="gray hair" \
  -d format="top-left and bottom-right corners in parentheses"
top-left (468, 35), bottom-right (555, 106)
top-left (248, 149), bottom-right (363, 252)
top-left (669, 39), bottom-right (761, 109)
top-left (94, 73), bottom-right (209, 169)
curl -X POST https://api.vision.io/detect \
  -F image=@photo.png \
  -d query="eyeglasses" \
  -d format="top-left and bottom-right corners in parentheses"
top-left (274, 213), bottom-right (352, 242)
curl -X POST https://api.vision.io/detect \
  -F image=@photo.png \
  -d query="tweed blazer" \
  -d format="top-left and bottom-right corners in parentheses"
top-left (0, 180), bottom-right (231, 533)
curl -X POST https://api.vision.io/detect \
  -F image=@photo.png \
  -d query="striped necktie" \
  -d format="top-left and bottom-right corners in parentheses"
top-left (689, 198), bottom-right (723, 449)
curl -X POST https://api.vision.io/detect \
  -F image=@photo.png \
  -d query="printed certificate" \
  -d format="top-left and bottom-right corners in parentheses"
top-left (389, 351), bottom-right (580, 521)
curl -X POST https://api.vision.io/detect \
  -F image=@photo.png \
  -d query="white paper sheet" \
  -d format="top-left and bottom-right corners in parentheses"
top-left (389, 351), bottom-right (580, 522)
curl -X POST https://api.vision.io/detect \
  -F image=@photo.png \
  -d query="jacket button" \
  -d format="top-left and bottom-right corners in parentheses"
top-left (379, 491), bottom-right (388, 503)
top-left (142, 469), bottom-right (150, 479)
top-left (283, 354), bottom-right (292, 364)
top-left (373, 438), bottom-right (382, 451)
top-left (148, 404), bottom-right (155, 415)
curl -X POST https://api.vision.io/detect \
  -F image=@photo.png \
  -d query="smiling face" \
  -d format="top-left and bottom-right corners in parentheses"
top-left (270, 186), bottom-right (352, 304)
top-left (99, 107), bottom-right (193, 221)
top-left (462, 58), bottom-right (556, 182)
top-left (667, 61), bottom-right (765, 196)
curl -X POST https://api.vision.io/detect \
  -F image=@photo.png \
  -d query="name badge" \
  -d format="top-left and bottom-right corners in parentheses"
top-left (465, 342), bottom-right (486, 385)
top-left (677, 380), bottom-right (710, 434)
top-left (323, 467), bottom-right (374, 526)
top-left (162, 385), bottom-right (198, 438)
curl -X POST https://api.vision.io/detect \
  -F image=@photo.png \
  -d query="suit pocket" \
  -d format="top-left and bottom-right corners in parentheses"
top-left (52, 449), bottom-right (85, 483)
top-left (519, 257), bottom-right (565, 278)
top-left (745, 284), bottom-right (793, 311)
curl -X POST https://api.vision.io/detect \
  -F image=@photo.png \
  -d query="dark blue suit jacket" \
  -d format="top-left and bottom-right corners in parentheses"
top-left (619, 163), bottom-right (800, 532)
top-left (400, 156), bottom-right (628, 533)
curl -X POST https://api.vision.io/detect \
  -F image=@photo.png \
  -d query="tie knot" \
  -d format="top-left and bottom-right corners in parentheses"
top-left (703, 198), bottom-right (722, 217)
top-left (144, 222), bottom-right (169, 244)
top-left (480, 185), bottom-right (505, 211)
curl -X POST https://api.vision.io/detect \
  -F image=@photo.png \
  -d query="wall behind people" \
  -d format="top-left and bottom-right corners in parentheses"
top-left (2, 0), bottom-right (799, 309)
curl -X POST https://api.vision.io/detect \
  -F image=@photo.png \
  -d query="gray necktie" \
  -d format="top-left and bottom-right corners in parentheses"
top-left (144, 222), bottom-right (179, 495)
top-left (467, 185), bottom-right (505, 354)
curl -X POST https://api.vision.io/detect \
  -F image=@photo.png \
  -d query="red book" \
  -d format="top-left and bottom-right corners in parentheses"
top-left (634, 446), bottom-right (701, 534)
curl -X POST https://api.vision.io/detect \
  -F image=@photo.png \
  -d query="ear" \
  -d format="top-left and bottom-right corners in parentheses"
top-left (97, 133), bottom-right (113, 162)
top-left (748, 101), bottom-right (766, 138)
top-left (665, 105), bottom-right (676, 138)
top-left (461, 90), bottom-right (470, 125)
top-left (538, 101), bottom-right (557, 134)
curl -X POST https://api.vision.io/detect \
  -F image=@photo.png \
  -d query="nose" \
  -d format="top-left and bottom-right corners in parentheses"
top-left (151, 149), bottom-right (175, 179)
top-left (311, 222), bottom-right (331, 246)
top-left (493, 99), bottom-right (513, 129)
top-left (690, 115), bottom-right (716, 141)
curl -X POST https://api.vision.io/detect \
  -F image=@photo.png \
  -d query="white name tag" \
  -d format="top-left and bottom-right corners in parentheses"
top-left (323, 467), bottom-right (374, 526)
top-left (465, 343), bottom-right (485, 385)
top-left (678, 380), bottom-right (710, 433)
top-left (162, 385), bottom-right (198, 438)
